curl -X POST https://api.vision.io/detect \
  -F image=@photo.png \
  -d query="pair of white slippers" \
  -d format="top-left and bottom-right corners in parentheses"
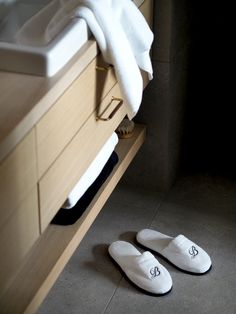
top-left (108, 229), bottom-right (212, 296)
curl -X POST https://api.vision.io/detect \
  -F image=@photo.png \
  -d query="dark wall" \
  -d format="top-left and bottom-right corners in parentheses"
top-left (181, 3), bottom-right (235, 177)
top-left (124, 0), bottom-right (190, 191)
top-left (123, 1), bottom-right (234, 191)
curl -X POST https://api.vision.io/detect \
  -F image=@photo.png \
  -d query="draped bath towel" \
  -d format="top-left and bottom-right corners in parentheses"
top-left (74, 0), bottom-right (154, 119)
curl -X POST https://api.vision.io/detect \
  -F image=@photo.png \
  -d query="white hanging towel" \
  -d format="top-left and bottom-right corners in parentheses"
top-left (74, 0), bottom-right (154, 119)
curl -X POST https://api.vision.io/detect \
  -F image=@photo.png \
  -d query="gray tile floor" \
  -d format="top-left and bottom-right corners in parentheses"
top-left (38, 174), bottom-right (236, 314)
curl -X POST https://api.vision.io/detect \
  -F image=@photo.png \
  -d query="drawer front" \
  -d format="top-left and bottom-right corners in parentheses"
top-left (0, 129), bottom-right (37, 229)
top-left (36, 55), bottom-right (116, 178)
top-left (39, 83), bottom-right (126, 231)
top-left (0, 187), bottom-right (39, 296)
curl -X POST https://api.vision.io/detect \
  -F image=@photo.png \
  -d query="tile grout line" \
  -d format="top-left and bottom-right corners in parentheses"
top-left (101, 189), bottom-right (170, 314)
top-left (101, 276), bottom-right (124, 314)
top-left (147, 191), bottom-right (168, 229)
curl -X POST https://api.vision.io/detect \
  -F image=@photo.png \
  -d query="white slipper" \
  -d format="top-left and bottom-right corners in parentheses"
top-left (108, 241), bottom-right (172, 295)
top-left (136, 229), bottom-right (212, 275)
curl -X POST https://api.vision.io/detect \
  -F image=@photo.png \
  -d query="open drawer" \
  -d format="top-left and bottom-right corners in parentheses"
top-left (38, 82), bottom-right (126, 232)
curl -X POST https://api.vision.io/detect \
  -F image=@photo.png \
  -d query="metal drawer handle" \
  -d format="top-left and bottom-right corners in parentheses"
top-left (96, 96), bottom-right (123, 121)
top-left (96, 65), bottom-right (113, 71)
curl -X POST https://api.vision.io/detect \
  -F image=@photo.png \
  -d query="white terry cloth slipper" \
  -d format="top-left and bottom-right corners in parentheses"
top-left (136, 229), bottom-right (212, 275)
top-left (108, 241), bottom-right (172, 295)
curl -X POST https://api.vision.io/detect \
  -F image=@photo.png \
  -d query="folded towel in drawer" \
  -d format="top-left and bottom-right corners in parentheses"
top-left (62, 132), bottom-right (118, 209)
top-left (51, 150), bottom-right (119, 225)
top-left (74, 0), bottom-right (154, 119)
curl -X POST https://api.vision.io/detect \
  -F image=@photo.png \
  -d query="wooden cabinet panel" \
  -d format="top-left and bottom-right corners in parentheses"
top-left (36, 55), bottom-right (116, 178)
top-left (0, 187), bottom-right (39, 297)
top-left (39, 83), bottom-right (126, 232)
top-left (140, 0), bottom-right (153, 28)
top-left (0, 130), bottom-right (37, 229)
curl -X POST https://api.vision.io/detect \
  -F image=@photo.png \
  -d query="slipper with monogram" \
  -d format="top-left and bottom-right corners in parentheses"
top-left (108, 241), bottom-right (172, 295)
top-left (136, 229), bottom-right (212, 275)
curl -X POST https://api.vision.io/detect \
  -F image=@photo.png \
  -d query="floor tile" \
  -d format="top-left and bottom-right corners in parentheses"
top-left (105, 175), bottom-right (236, 314)
top-left (38, 175), bottom-right (236, 314)
top-left (38, 184), bottom-right (163, 314)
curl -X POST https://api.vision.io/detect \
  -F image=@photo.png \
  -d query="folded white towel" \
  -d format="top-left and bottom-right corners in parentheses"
top-left (62, 132), bottom-right (118, 209)
top-left (74, 0), bottom-right (154, 119)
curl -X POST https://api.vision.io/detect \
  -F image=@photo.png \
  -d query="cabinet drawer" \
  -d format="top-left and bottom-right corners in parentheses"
top-left (39, 83), bottom-right (126, 231)
top-left (0, 187), bottom-right (39, 296)
top-left (0, 129), bottom-right (37, 229)
top-left (36, 55), bottom-right (116, 178)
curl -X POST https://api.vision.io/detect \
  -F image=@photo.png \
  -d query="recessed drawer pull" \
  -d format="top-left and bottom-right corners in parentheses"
top-left (96, 65), bottom-right (113, 71)
top-left (96, 96), bottom-right (123, 121)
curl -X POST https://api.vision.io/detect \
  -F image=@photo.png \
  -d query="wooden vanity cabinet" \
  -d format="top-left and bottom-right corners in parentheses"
top-left (0, 1), bottom-right (153, 312)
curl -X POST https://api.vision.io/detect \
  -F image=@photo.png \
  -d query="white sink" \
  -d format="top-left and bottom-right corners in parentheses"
top-left (0, 0), bottom-right (91, 76)
top-left (0, 0), bottom-right (144, 77)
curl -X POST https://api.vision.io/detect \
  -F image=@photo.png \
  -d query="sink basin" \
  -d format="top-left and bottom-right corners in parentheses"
top-left (0, 0), bottom-right (144, 77)
top-left (0, 0), bottom-right (91, 76)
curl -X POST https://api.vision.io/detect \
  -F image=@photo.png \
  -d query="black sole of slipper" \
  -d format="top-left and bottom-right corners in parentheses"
top-left (108, 253), bottom-right (173, 297)
top-left (135, 240), bottom-right (212, 276)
